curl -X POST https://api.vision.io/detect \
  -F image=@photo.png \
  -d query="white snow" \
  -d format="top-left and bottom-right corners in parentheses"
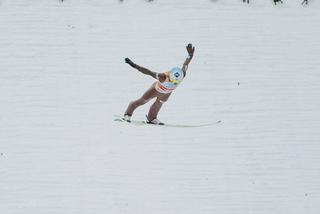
top-left (0, 0), bottom-right (320, 214)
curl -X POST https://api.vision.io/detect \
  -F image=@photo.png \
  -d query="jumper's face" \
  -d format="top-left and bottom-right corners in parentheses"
top-left (169, 75), bottom-right (180, 85)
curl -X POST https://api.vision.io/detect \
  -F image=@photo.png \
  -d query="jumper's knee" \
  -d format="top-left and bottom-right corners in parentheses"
top-left (159, 99), bottom-right (167, 104)
top-left (159, 95), bottom-right (170, 104)
top-left (141, 98), bottom-right (150, 104)
top-left (130, 99), bottom-right (147, 109)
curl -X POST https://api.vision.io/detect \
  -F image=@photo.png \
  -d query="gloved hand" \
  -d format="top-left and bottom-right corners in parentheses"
top-left (125, 58), bottom-right (136, 68)
top-left (186, 43), bottom-right (195, 57)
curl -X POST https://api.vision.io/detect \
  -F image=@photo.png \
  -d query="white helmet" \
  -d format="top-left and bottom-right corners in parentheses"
top-left (169, 67), bottom-right (184, 84)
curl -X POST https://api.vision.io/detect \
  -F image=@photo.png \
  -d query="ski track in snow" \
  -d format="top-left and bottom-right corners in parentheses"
top-left (0, 0), bottom-right (320, 214)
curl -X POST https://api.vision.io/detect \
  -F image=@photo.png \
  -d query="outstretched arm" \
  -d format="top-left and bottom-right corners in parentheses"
top-left (182, 43), bottom-right (195, 76)
top-left (125, 58), bottom-right (156, 77)
top-left (125, 58), bottom-right (166, 82)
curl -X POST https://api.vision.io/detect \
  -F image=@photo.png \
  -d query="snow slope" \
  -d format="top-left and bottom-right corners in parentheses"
top-left (0, 0), bottom-right (320, 214)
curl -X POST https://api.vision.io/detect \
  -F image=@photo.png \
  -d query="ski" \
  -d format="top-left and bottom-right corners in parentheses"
top-left (113, 115), bottom-right (221, 128)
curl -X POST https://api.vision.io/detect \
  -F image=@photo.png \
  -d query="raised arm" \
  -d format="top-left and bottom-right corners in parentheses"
top-left (182, 43), bottom-right (195, 76)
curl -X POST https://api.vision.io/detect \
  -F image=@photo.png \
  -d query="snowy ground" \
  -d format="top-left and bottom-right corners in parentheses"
top-left (1, 0), bottom-right (320, 214)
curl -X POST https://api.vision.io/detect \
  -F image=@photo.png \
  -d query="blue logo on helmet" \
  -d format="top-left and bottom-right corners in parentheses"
top-left (169, 67), bottom-right (184, 84)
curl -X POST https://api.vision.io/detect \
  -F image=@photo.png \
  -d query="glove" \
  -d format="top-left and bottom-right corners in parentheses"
top-left (125, 58), bottom-right (136, 68)
top-left (186, 43), bottom-right (195, 57)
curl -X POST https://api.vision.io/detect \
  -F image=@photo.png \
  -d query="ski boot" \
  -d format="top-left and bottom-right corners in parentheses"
top-left (146, 116), bottom-right (164, 125)
top-left (122, 114), bottom-right (131, 123)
